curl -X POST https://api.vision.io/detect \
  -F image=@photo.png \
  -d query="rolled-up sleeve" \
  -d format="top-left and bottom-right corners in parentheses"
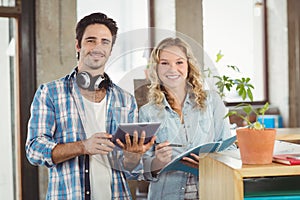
top-left (25, 85), bottom-right (57, 168)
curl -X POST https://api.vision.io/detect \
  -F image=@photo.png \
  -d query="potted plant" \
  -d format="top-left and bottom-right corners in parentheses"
top-left (209, 51), bottom-right (276, 165)
top-left (225, 103), bottom-right (276, 164)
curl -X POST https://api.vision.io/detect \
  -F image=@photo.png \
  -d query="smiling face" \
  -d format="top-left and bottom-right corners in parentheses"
top-left (157, 46), bottom-right (188, 91)
top-left (76, 24), bottom-right (113, 75)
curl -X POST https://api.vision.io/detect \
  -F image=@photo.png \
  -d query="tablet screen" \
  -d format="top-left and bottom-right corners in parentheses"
top-left (112, 122), bottom-right (161, 147)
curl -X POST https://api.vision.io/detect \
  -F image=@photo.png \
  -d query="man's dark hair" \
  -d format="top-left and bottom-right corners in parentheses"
top-left (76, 12), bottom-right (118, 48)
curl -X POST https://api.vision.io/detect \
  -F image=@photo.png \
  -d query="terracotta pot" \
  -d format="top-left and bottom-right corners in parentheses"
top-left (236, 128), bottom-right (276, 164)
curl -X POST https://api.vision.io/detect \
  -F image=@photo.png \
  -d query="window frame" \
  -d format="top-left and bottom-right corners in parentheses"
top-left (0, 0), bottom-right (38, 199)
top-left (202, 0), bottom-right (269, 107)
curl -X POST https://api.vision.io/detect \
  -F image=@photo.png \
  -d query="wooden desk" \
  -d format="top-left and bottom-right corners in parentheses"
top-left (199, 128), bottom-right (300, 199)
top-left (199, 153), bottom-right (300, 199)
top-left (276, 128), bottom-right (300, 142)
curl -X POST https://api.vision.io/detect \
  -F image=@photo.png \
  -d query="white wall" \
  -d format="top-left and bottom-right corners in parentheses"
top-left (267, 0), bottom-right (289, 127)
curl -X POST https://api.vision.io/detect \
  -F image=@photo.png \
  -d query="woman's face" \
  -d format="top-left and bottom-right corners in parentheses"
top-left (157, 46), bottom-right (188, 90)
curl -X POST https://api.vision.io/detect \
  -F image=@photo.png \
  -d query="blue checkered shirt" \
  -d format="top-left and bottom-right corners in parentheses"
top-left (26, 68), bottom-right (140, 200)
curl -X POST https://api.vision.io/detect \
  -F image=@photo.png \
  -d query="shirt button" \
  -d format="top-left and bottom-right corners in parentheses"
top-left (181, 187), bottom-right (185, 190)
top-left (86, 191), bottom-right (90, 195)
top-left (85, 169), bottom-right (88, 173)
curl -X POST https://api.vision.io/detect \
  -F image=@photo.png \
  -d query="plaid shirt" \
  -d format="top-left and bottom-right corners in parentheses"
top-left (26, 68), bottom-right (140, 200)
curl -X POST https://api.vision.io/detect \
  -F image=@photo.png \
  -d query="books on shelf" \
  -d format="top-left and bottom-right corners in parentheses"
top-left (157, 135), bottom-right (237, 176)
top-left (273, 154), bottom-right (300, 165)
top-left (272, 140), bottom-right (300, 165)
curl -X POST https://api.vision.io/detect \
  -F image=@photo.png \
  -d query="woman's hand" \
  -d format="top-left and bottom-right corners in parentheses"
top-left (151, 141), bottom-right (173, 172)
top-left (155, 142), bottom-right (173, 164)
top-left (180, 153), bottom-right (200, 169)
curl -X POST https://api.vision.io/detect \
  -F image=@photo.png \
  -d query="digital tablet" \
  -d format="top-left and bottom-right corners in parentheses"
top-left (112, 122), bottom-right (161, 147)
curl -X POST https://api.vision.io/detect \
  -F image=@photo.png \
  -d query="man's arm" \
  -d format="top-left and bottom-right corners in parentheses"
top-left (52, 141), bottom-right (85, 164)
top-left (52, 132), bottom-right (115, 164)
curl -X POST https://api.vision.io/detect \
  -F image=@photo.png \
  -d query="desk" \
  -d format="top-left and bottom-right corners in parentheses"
top-left (199, 153), bottom-right (300, 199)
top-left (199, 128), bottom-right (300, 199)
top-left (276, 128), bottom-right (300, 143)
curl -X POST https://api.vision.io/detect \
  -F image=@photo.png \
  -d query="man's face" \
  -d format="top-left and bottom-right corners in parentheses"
top-left (76, 24), bottom-right (113, 74)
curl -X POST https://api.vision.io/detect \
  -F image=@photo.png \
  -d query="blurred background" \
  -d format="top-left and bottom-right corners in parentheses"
top-left (0, 0), bottom-right (299, 199)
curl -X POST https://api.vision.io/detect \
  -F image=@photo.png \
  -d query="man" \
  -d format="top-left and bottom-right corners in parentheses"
top-left (26, 12), bottom-right (154, 200)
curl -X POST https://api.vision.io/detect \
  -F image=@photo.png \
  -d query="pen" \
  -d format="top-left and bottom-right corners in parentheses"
top-left (168, 143), bottom-right (186, 147)
top-left (155, 142), bottom-right (186, 147)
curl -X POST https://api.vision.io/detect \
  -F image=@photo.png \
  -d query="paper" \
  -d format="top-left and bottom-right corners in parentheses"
top-left (273, 140), bottom-right (300, 155)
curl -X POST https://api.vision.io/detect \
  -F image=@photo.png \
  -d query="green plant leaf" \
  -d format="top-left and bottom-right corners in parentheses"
top-left (212, 50), bottom-right (255, 102)
top-left (252, 121), bottom-right (264, 130)
top-left (247, 88), bottom-right (253, 101)
top-left (224, 110), bottom-right (237, 118)
top-left (227, 65), bottom-right (240, 72)
top-left (204, 68), bottom-right (213, 77)
top-left (242, 105), bottom-right (252, 115)
top-left (216, 50), bottom-right (224, 63)
top-left (259, 102), bottom-right (269, 115)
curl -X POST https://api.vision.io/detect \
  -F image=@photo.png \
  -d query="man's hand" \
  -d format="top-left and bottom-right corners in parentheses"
top-left (82, 132), bottom-right (115, 155)
top-left (116, 130), bottom-right (156, 169)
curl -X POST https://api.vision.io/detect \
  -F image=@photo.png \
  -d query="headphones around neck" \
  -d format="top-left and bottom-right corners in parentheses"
top-left (76, 71), bottom-right (112, 91)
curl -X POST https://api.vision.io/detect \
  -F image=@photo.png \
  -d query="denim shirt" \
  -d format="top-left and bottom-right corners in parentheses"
top-left (138, 90), bottom-right (232, 200)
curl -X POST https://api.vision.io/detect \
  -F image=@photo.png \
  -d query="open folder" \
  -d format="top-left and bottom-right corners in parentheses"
top-left (157, 135), bottom-right (237, 176)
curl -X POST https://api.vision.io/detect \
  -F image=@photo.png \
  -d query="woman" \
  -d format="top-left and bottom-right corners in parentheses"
top-left (139, 37), bottom-right (233, 200)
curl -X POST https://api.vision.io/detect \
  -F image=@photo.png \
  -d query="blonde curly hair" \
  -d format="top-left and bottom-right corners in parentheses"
top-left (147, 37), bottom-right (207, 110)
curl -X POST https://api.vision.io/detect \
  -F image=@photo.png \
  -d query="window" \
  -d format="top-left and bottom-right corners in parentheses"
top-left (77, 0), bottom-right (150, 94)
top-left (0, 0), bottom-right (16, 7)
top-left (203, 0), bottom-right (267, 103)
top-left (0, 1), bottom-right (37, 199)
top-left (0, 16), bottom-right (19, 200)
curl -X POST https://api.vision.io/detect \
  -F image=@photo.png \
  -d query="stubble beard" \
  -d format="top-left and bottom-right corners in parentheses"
top-left (83, 54), bottom-right (107, 72)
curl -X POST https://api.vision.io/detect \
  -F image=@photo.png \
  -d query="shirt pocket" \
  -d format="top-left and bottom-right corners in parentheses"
top-left (195, 112), bottom-right (213, 139)
top-left (55, 111), bottom-right (82, 142)
top-left (155, 117), bottom-right (178, 143)
top-left (111, 106), bottom-right (132, 125)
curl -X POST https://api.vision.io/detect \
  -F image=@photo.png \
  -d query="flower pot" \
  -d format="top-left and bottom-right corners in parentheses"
top-left (236, 128), bottom-right (276, 164)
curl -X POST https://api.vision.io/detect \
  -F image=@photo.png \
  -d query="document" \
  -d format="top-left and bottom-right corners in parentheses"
top-left (273, 140), bottom-right (300, 155)
top-left (157, 135), bottom-right (237, 176)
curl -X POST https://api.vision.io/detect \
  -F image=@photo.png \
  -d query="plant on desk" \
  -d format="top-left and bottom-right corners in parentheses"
top-left (208, 51), bottom-right (275, 165)
top-left (225, 102), bottom-right (276, 165)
